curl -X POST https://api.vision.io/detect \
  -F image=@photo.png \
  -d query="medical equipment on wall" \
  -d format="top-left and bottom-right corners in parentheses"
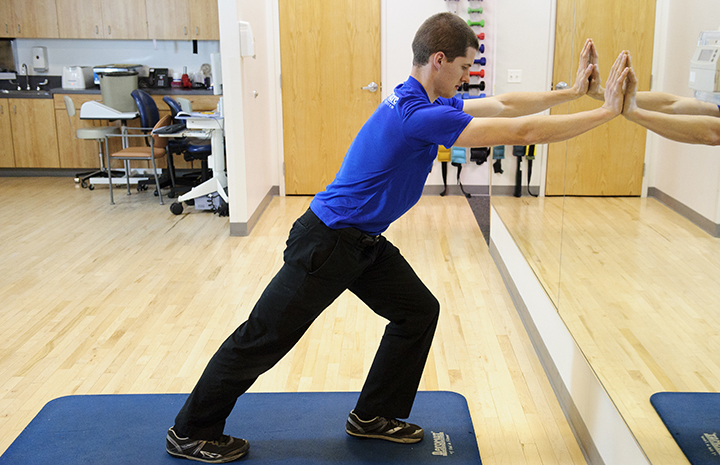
top-left (691, 30), bottom-right (720, 104)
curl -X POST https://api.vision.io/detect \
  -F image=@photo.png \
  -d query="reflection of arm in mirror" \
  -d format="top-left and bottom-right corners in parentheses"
top-left (454, 50), bottom-right (630, 147)
top-left (588, 48), bottom-right (720, 117)
top-left (622, 67), bottom-right (720, 145)
top-left (463, 38), bottom-right (597, 118)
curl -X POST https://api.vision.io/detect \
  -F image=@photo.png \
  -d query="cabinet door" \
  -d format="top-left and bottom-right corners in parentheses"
top-left (0, 1), bottom-right (12, 38)
top-left (0, 99), bottom-right (14, 167)
top-left (56, 0), bottom-right (104, 39)
top-left (189, 0), bottom-right (218, 40)
top-left (101, 0), bottom-right (147, 39)
top-left (10, 99), bottom-right (60, 168)
top-left (11, 0), bottom-right (59, 38)
top-left (146, 0), bottom-right (189, 40)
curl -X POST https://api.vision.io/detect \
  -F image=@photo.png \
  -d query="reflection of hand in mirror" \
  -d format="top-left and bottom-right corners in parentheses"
top-left (601, 51), bottom-right (630, 116)
top-left (572, 39), bottom-right (596, 97)
top-left (587, 41), bottom-right (605, 100)
top-left (623, 67), bottom-right (639, 115)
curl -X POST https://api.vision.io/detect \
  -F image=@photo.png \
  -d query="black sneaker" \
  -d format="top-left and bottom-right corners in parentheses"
top-left (345, 410), bottom-right (424, 444)
top-left (166, 427), bottom-right (249, 463)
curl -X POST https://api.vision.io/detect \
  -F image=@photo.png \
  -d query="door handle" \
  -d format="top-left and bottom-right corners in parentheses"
top-left (555, 81), bottom-right (568, 90)
top-left (361, 82), bottom-right (379, 93)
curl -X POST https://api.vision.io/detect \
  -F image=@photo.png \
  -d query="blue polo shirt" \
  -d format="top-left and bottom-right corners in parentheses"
top-left (310, 76), bottom-right (473, 235)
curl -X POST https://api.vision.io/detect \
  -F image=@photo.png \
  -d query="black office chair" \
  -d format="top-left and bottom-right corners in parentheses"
top-left (130, 89), bottom-right (180, 195)
top-left (162, 96), bottom-right (213, 197)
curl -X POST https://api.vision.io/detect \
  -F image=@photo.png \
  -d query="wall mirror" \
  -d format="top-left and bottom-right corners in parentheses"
top-left (492, 0), bottom-right (720, 463)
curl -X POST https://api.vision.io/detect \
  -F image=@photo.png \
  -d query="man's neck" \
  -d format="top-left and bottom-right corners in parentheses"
top-left (410, 65), bottom-right (437, 102)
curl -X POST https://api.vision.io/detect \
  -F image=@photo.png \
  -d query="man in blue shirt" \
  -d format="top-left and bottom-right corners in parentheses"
top-left (166, 13), bottom-right (629, 463)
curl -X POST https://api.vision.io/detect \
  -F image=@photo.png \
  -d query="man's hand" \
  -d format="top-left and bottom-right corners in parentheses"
top-left (571, 38), bottom-right (595, 97)
top-left (587, 41), bottom-right (605, 100)
top-left (602, 51), bottom-right (630, 116)
top-left (622, 67), bottom-right (639, 118)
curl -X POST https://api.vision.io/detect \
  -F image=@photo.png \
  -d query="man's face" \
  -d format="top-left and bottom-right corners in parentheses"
top-left (436, 47), bottom-right (476, 99)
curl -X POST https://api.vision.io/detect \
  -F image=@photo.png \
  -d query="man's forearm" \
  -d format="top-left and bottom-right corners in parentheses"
top-left (463, 88), bottom-right (582, 118)
top-left (455, 107), bottom-right (616, 147)
top-left (493, 88), bottom-right (582, 117)
top-left (625, 108), bottom-right (720, 145)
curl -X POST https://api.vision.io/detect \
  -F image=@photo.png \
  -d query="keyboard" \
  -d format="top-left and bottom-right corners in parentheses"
top-left (153, 122), bottom-right (187, 135)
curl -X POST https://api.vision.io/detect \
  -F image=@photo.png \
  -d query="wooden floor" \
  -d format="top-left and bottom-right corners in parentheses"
top-left (493, 195), bottom-right (720, 465)
top-left (0, 178), bottom-right (587, 464)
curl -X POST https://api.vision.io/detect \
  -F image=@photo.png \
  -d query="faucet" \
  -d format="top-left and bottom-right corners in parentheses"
top-left (20, 63), bottom-right (29, 90)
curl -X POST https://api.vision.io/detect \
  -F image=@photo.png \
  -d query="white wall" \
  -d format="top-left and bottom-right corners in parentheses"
top-left (14, 38), bottom-right (218, 78)
top-left (382, 0), bottom-right (555, 192)
top-left (648, 0), bottom-right (720, 224)
top-left (221, 0), bottom-right (278, 231)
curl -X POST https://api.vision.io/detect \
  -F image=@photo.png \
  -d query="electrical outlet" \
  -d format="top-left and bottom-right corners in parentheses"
top-left (507, 69), bottom-right (522, 83)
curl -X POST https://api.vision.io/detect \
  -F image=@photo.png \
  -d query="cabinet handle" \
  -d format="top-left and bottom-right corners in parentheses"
top-left (13, 105), bottom-right (17, 114)
top-left (17, 24), bottom-right (20, 34)
top-left (108, 25), bottom-right (111, 35)
top-left (196, 27), bottom-right (199, 36)
top-left (184, 26), bottom-right (187, 36)
top-left (96, 25), bottom-right (99, 35)
top-left (1, 105), bottom-right (3, 115)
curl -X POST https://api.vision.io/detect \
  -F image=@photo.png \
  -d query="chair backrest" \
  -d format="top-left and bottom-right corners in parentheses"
top-left (64, 95), bottom-right (76, 117)
top-left (131, 89), bottom-right (160, 128)
top-left (176, 97), bottom-right (192, 113)
top-left (162, 96), bottom-right (182, 119)
top-left (63, 95), bottom-right (76, 135)
top-left (152, 115), bottom-right (172, 149)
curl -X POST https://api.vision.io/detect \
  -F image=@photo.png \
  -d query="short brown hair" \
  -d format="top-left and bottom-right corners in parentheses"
top-left (412, 13), bottom-right (479, 66)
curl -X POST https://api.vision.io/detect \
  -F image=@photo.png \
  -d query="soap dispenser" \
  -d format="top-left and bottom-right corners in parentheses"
top-left (31, 46), bottom-right (48, 72)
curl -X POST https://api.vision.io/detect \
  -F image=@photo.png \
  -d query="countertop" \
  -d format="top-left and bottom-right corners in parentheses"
top-left (0, 75), bottom-right (218, 99)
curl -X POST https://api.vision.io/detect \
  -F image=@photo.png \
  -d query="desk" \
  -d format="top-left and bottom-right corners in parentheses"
top-left (79, 100), bottom-right (146, 188)
top-left (169, 113), bottom-right (226, 215)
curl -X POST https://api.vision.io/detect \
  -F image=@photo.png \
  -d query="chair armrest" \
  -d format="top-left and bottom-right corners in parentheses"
top-left (105, 133), bottom-right (154, 139)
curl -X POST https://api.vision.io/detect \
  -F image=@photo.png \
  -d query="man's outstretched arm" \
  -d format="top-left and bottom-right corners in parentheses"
top-left (455, 51), bottom-right (629, 147)
top-left (622, 68), bottom-right (720, 145)
top-left (462, 38), bottom-right (596, 118)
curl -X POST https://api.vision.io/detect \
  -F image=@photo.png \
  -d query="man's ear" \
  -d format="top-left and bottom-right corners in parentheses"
top-left (431, 51), bottom-right (446, 70)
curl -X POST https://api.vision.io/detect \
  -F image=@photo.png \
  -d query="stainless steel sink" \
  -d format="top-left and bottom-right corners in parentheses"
top-left (0, 89), bottom-right (53, 98)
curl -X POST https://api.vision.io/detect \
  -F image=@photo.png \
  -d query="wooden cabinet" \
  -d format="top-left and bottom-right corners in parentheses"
top-left (10, 0), bottom-right (59, 38)
top-left (0, 99), bottom-right (14, 167)
top-left (56, 0), bottom-right (148, 39)
top-left (9, 99), bottom-right (60, 168)
top-left (101, 0), bottom-right (148, 40)
top-left (10, 0), bottom-right (217, 39)
top-left (56, 0), bottom-right (105, 39)
top-left (0, 1), bottom-right (13, 38)
top-left (146, 0), bottom-right (189, 40)
top-left (189, 0), bottom-right (219, 40)
top-left (146, 0), bottom-right (218, 40)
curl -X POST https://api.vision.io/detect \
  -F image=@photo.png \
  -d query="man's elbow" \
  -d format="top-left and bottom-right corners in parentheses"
top-left (705, 129), bottom-right (720, 146)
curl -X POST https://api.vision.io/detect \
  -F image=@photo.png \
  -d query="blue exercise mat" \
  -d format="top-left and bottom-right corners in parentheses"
top-left (0, 391), bottom-right (481, 464)
top-left (651, 392), bottom-right (720, 464)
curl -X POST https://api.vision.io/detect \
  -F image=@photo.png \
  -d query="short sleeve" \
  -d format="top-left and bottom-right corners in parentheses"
top-left (402, 98), bottom-right (473, 148)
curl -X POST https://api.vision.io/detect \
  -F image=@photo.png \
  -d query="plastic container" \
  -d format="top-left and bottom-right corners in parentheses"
top-left (98, 71), bottom-right (139, 112)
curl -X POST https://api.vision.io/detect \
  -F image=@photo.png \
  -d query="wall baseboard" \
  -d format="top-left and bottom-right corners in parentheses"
top-left (648, 187), bottom-right (720, 237)
top-left (229, 185), bottom-right (279, 237)
top-left (422, 184), bottom-right (489, 196)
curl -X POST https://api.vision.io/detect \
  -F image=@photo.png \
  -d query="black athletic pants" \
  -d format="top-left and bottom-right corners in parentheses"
top-left (174, 208), bottom-right (440, 440)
